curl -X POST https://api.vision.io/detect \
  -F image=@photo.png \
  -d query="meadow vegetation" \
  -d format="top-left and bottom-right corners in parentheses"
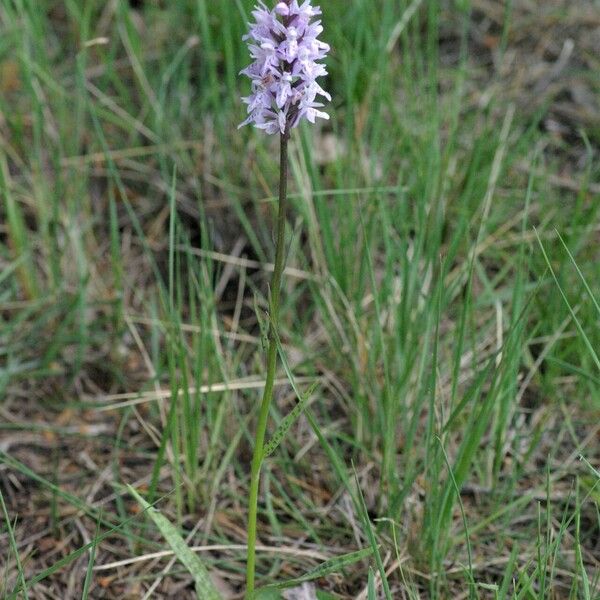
top-left (0, 0), bottom-right (599, 597)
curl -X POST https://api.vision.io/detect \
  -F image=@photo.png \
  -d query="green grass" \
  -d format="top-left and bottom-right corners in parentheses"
top-left (1, 0), bottom-right (599, 597)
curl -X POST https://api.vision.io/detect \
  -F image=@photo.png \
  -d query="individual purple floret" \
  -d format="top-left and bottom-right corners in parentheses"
top-left (239, 0), bottom-right (331, 136)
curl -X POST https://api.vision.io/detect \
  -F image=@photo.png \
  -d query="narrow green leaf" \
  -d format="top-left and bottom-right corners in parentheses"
top-left (535, 229), bottom-right (600, 373)
top-left (273, 331), bottom-right (356, 504)
top-left (316, 591), bottom-right (337, 600)
top-left (253, 590), bottom-right (284, 600)
top-left (256, 547), bottom-right (373, 594)
top-left (263, 381), bottom-right (319, 458)
top-left (127, 486), bottom-right (222, 600)
top-left (368, 567), bottom-right (376, 600)
top-left (556, 230), bottom-right (600, 319)
top-left (579, 455), bottom-right (600, 482)
top-left (0, 153), bottom-right (39, 299)
top-left (0, 489), bottom-right (29, 600)
top-left (353, 467), bottom-right (392, 600)
top-left (437, 437), bottom-right (475, 593)
top-left (81, 515), bottom-right (102, 600)
top-left (282, 547), bottom-right (374, 586)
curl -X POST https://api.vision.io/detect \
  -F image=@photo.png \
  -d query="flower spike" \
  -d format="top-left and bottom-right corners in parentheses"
top-left (239, 0), bottom-right (331, 136)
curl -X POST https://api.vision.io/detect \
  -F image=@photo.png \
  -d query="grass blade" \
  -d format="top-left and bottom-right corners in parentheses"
top-left (354, 466), bottom-right (392, 600)
top-left (556, 230), bottom-right (600, 319)
top-left (81, 515), bottom-right (102, 600)
top-left (0, 489), bottom-right (29, 600)
top-left (535, 229), bottom-right (600, 373)
top-left (368, 567), bottom-right (376, 600)
top-left (254, 547), bottom-right (374, 596)
top-left (127, 485), bottom-right (222, 600)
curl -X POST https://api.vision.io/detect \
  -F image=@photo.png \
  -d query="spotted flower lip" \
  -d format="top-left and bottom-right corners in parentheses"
top-left (239, 0), bottom-right (331, 136)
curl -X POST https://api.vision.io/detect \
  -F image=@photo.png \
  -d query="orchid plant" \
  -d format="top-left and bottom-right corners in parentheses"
top-left (239, 0), bottom-right (331, 596)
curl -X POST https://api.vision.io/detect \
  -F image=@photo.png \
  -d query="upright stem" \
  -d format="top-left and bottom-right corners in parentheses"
top-left (246, 132), bottom-right (289, 597)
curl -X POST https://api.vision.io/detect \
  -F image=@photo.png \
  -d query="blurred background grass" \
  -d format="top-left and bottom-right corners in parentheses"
top-left (0, 0), bottom-right (599, 598)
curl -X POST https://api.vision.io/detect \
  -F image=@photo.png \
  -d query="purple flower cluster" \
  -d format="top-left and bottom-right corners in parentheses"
top-left (239, 0), bottom-right (331, 136)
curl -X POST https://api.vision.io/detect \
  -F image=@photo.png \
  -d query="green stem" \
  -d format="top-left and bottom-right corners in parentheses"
top-left (246, 132), bottom-right (289, 597)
